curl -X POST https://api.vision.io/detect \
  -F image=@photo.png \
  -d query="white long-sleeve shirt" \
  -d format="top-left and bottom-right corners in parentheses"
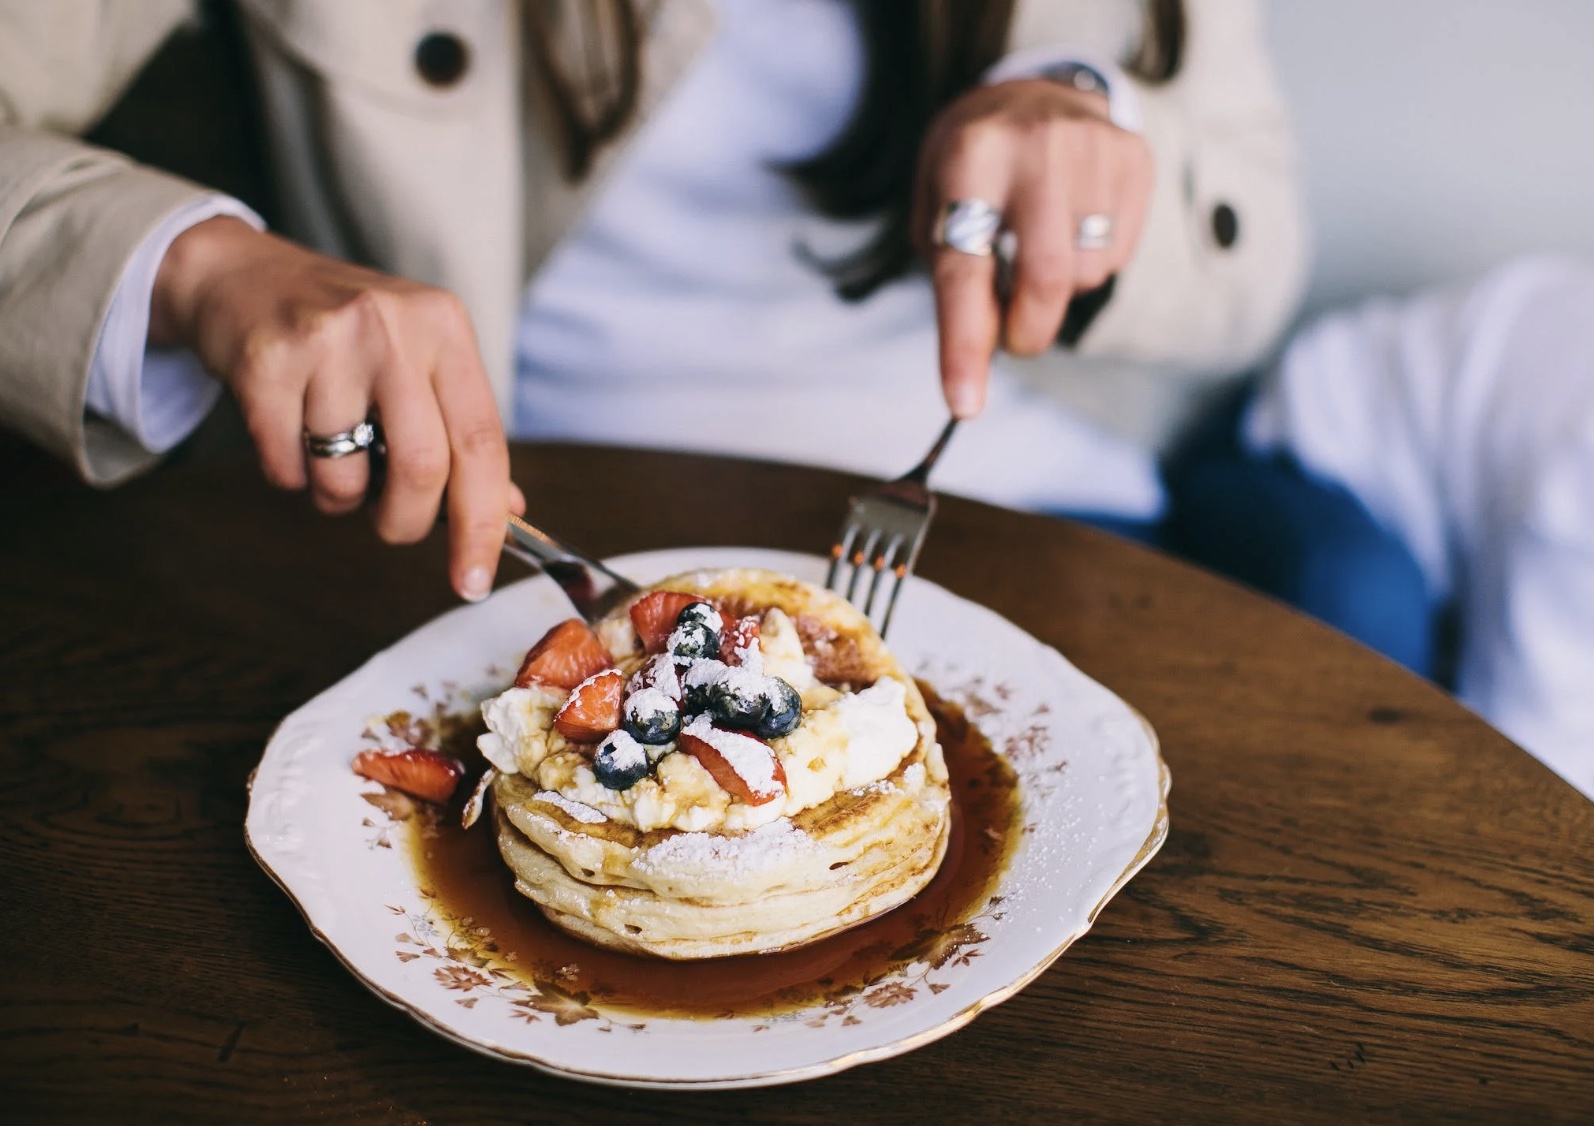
top-left (84, 195), bottom-right (261, 452)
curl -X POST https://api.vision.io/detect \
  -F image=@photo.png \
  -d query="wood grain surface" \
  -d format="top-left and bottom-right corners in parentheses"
top-left (1, 445), bottom-right (1589, 1124)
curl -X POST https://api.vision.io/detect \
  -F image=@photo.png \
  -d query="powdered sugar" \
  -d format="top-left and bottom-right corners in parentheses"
top-left (681, 714), bottom-right (780, 795)
top-left (716, 664), bottom-right (766, 705)
top-left (850, 777), bottom-right (901, 798)
top-left (568, 667), bottom-right (620, 695)
top-left (628, 654), bottom-right (681, 701)
top-left (600, 729), bottom-right (649, 773)
top-left (682, 658), bottom-right (728, 693)
top-left (533, 790), bottom-right (608, 824)
top-left (632, 818), bottom-right (818, 878)
top-left (723, 616), bottom-right (764, 675)
top-left (624, 687), bottom-right (677, 725)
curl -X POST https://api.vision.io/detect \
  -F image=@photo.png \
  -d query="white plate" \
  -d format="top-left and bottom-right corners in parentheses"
top-left (246, 547), bottom-right (1169, 1089)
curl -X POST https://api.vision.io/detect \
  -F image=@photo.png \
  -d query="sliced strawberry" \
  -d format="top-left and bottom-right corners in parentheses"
top-left (514, 618), bottom-right (613, 689)
top-left (553, 668), bottom-right (626, 743)
top-left (719, 615), bottom-right (761, 666)
top-left (630, 591), bottom-right (712, 654)
top-left (679, 723), bottom-right (787, 806)
top-left (353, 749), bottom-right (466, 804)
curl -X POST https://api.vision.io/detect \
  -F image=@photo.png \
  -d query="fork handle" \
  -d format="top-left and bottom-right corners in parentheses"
top-left (901, 417), bottom-right (959, 486)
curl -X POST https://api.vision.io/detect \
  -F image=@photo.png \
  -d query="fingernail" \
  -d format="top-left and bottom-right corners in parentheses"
top-left (461, 566), bottom-right (492, 603)
top-left (949, 383), bottom-right (982, 419)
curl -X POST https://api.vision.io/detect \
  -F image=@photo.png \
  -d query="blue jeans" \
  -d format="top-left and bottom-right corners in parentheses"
top-left (1066, 390), bottom-right (1440, 681)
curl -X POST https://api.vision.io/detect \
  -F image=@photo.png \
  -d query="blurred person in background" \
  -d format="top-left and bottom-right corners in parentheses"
top-left (0, 0), bottom-right (1307, 599)
top-left (1194, 257), bottom-right (1594, 798)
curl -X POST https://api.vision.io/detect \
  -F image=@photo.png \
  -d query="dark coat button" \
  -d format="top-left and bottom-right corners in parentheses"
top-left (1211, 202), bottom-right (1239, 249)
top-left (415, 32), bottom-right (469, 87)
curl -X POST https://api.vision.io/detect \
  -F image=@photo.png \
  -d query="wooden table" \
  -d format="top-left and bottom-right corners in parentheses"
top-left (2, 445), bottom-right (1590, 1123)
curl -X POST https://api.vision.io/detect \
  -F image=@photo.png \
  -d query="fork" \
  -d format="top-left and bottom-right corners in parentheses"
top-left (825, 228), bottom-right (1016, 634)
top-left (502, 513), bottom-right (640, 625)
top-left (825, 416), bottom-right (959, 637)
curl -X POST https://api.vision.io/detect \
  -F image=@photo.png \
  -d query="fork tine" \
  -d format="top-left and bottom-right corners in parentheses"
top-left (863, 533), bottom-right (906, 620)
top-left (827, 522), bottom-right (859, 591)
top-left (845, 528), bottom-right (883, 604)
top-left (877, 552), bottom-right (913, 638)
top-left (881, 498), bottom-right (933, 637)
top-left (825, 418), bottom-right (959, 637)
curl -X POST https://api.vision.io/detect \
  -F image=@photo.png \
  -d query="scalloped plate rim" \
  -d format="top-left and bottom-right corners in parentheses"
top-left (244, 547), bottom-right (1170, 1089)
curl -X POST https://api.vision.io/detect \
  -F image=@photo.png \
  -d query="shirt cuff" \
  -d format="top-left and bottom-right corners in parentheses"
top-left (982, 46), bottom-right (1145, 134)
top-left (84, 196), bottom-right (265, 454)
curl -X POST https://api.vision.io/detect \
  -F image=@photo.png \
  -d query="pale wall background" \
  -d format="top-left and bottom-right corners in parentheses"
top-left (1265, 0), bottom-right (1594, 317)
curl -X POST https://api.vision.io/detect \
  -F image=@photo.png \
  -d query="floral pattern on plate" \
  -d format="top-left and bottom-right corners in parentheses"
top-left (247, 547), bottom-right (1168, 1089)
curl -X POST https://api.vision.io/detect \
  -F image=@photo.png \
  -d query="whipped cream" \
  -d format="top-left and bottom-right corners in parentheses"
top-left (478, 685), bottom-right (567, 775)
top-left (758, 608), bottom-right (815, 695)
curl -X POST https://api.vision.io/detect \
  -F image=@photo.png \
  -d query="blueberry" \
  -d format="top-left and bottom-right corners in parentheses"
top-left (754, 677), bottom-right (803, 739)
top-left (682, 682), bottom-right (712, 716)
top-left (668, 619), bottom-right (720, 661)
top-left (710, 667), bottom-right (770, 730)
top-left (627, 654), bottom-right (681, 702)
top-left (593, 730), bottom-right (650, 790)
top-left (623, 687), bottom-right (681, 745)
top-left (680, 659), bottom-right (727, 714)
top-left (677, 601), bottom-right (723, 632)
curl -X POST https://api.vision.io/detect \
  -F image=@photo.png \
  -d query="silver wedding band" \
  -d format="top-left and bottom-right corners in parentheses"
top-left (304, 419), bottom-right (383, 459)
top-left (933, 199), bottom-right (1004, 257)
top-left (938, 201), bottom-right (1112, 255)
top-left (1076, 213), bottom-right (1115, 251)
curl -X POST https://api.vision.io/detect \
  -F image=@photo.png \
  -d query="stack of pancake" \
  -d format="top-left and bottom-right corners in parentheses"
top-left (489, 568), bottom-right (951, 959)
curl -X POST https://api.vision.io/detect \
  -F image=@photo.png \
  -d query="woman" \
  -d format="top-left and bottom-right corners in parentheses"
top-left (0, 0), bottom-right (1306, 599)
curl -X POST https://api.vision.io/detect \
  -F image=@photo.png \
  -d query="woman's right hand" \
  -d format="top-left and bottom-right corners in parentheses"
top-left (149, 216), bottom-right (521, 602)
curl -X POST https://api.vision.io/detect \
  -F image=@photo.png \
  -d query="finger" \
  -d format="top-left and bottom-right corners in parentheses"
top-left (928, 130), bottom-right (1011, 418)
top-left (1002, 165), bottom-right (1077, 355)
top-left (508, 481), bottom-right (527, 516)
top-left (932, 249), bottom-right (1001, 417)
top-left (302, 366), bottom-right (374, 515)
top-left (1106, 137), bottom-right (1155, 270)
top-left (235, 347), bottom-right (311, 491)
top-left (428, 301), bottom-right (512, 602)
top-left (1067, 139), bottom-right (1131, 294)
top-left (370, 364), bottom-right (450, 546)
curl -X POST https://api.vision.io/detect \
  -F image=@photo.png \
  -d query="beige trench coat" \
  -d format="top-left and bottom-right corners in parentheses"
top-left (0, 0), bottom-right (1307, 485)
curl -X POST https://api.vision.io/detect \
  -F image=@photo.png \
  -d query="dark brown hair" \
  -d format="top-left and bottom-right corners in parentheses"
top-left (527, 0), bottom-right (1185, 298)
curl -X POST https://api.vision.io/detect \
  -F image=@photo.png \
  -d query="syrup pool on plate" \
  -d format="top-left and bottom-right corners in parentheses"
top-left (402, 684), bottom-right (1021, 1020)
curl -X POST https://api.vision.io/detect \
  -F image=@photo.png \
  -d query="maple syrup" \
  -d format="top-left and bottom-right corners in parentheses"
top-left (405, 683), bottom-right (1020, 1019)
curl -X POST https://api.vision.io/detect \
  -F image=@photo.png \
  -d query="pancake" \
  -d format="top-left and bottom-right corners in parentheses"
top-left (481, 568), bottom-right (952, 959)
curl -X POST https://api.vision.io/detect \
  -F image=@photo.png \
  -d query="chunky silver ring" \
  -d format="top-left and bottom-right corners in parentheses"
top-left (304, 419), bottom-right (383, 459)
top-left (1076, 213), bottom-right (1115, 251)
top-left (933, 199), bottom-right (1004, 257)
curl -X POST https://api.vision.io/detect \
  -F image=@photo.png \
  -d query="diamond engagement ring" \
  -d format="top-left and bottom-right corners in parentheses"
top-left (1076, 213), bottom-right (1115, 251)
top-left (304, 419), bottom-right (383, 459)
top-left (933, 199), bottom-right (1004, 257)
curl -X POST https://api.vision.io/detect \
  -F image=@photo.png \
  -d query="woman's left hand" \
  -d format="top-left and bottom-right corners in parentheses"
top-left (915, 77), bottom-right (1155, 417)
